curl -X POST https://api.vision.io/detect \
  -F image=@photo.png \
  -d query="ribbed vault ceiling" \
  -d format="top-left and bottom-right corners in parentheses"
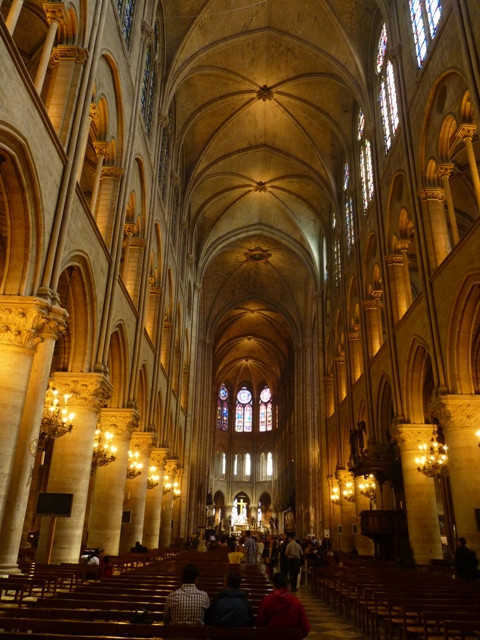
top-left (162, 0), bottom-right (381, 389)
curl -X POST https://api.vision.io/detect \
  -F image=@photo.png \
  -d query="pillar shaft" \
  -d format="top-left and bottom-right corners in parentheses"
top-left (392, 424), bottom-right (443, 564)
top-left (36, 373), bottom-right (112, 563)
top-left (87, 409), bottom-right (139, 554)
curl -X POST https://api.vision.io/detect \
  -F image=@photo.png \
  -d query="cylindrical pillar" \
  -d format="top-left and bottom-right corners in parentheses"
top-left (36, 373), bottom-right (112, 563)
top-left (119, 432), bottom-right (154, 553)
top-left (392, 424), bottom-right (443, 564)
top-left (87, 409), bottom-right (139, 554)
top-left (34, 4), bottom-right (67, 94)
top-left (143, 448), bottom-right (168, 549)
top-left (5, 0), bottom-right (25, 34)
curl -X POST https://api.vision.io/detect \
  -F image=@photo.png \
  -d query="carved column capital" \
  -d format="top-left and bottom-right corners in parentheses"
top-left (150, 447), bottom-right (168, 468)
top-left (49, 372), bottom-right (112, 410)
top-left (455, 123), bottom-right (477, 143)
top-left (101, 166), bottom-right (124, 180)
top-left (429, 393), bottom-right (480, 433)
top-left (0, 296), bottom-right (60, 351)
top-left (98, 408), bottom-right (140, 436)
top-left (130, 431), bottom-right (157, 455)
top-left (417, 187), bottom-right (446, 203)
top-left (437, 163), bottom-right (455, 180)
top-left (390, 423), bottom-right (436, 451)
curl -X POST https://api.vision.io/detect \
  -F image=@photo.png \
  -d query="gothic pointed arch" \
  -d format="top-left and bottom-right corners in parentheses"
top-left (106, 324), bottom-right (129, 408)
top-left (0, 129), bottom-right (42, 295)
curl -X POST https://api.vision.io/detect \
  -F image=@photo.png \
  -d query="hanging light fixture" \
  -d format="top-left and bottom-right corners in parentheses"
top-left (126, 450), bottom-right (143, 479)
top-left (92, 429), bottom-right (117, 468)
top-left (147, 466), bottom-right (160, 489)
top-left (173, 481), bottom-right (181, 499)
top-left (40, 387), bottom-right (75, 440)
top-left (415, 429), bottom-right (449, 478)
top-left (330, 486), bottom-right (340, 506)
top-left (342, 481), bottom-right (355, 502)
top-left (163, 475), bottom-right (172, 495)
top-left (359, 474), bottom-right (376, 500)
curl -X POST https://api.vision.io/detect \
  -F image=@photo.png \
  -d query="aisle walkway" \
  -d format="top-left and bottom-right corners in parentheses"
top-left (296, 584), bottom-right (366, 640)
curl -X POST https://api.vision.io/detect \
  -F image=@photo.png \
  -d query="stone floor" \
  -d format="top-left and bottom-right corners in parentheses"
top-left (296, 583), bottom-right (366, 640)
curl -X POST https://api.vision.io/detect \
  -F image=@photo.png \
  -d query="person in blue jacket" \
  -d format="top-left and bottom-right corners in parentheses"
top-left (205, 572), bottom-right (254, 627)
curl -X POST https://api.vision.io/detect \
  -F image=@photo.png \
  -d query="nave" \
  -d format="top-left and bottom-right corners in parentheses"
top-left (0, 548), bottom-right (479, 640)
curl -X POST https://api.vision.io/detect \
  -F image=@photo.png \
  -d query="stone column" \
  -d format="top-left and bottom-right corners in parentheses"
top-left (335, 355), bottom-right (346, 402)
top-left (338, 470), bottom-right (355, 553)
top-left (44, 46), bottom-right (89, 146)
top-left (363, 297), bottom-right (383, 357)
top-left (96, 167), bottom-right (124, 248)
top-left (430, 394), bottom-right (480, 553)
top-left (143, 447), bottom-right (168, 549)
top-left (159, 458), bottom-right (179, 547)
top-left (391, 424), bottom-right (443, 564)
top-left (87, 409), bottom-right (139, 555)
top-left (347, 331), bottom-right (362, 383)
top-left (5, 0), bottom-right (24, 34)
top-left (120, 432), bottom-right (155, 553)
top-left (90, 142), bottom-right (109, 214)
top-left (437, 164), bottom-right (460, 246)
top-left (354, 476), bottom-right (375, 555)
top-left (34, 4), bottom-right (67, 94)
top-left (0, 298), bottom-right (51, 524)
top-left (36, 373), bottom-right (112, 563)
top-left (417, 188), bottom-right (451, 269)
top-left (171, 467), bottom-right (184, 543)
top-left (0, 303), bottom-right (67, 573)
top-left (386, 251), bottom-right (411, 323)
top-left (455, 125), bottom-right (480, 211)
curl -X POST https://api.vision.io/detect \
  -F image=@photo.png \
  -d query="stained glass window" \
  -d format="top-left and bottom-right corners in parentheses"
top-left (376, 25), bottom-right (399, 153)
top-left (158, 116), bottom-right (172, 197)
top-left (117, 0), bottom-right (136, 46)
top-left (259, 386), bottom-right (272, 432)
top-left (236, 386), bottom-right (253, 432)
top-left (216, 383), bottom-right (229, 430)
top-left (358, 109), bottom-right (374, 211)
top-left (409, 0), bottom-right (442, 67)
top-left (345, 197), bottom-right (354, 256)
top-left (332, 211), bottom-right (342, 288)
top-left (245, 453), bottom-right (251, 476)
top-left (267, 452), bottom-right (273, 477)
top-left (343, 162), bottom-right (350, 191)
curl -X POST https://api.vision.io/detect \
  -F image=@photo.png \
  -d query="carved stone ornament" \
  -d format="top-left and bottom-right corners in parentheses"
top-left (101, 166), bottom-right (124, 180)
top-left (130, 431), bottom-right (157, 454)
top-left (429, 393), bottom-right (480, 432)
top-left (98, 408), bottom-right (140, 436)
top-left (257, 85), bottom-right (274, 101)
top-left (417, 187), bottom-right (446, 203)
top-left (0, 298), bottom-right (56, 350)
top-left (49, 373), bottom-right (113, 410)
top-left (50, 46), bottom-right (88, 64)
top-left (390, 423), bottom-right (436, 451)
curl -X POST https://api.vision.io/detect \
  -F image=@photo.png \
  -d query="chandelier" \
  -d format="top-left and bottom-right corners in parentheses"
top-left (40, 387), bottom-right (75, 440)
top-left (126, 450), bottom-right (143, 479)
top-left (342, 481), bottom-right (355, 502)
top-left (92, 429), bottom-right (116, 468)
top-left (330, 486), bottom-right (340, 506)
top-left (359, 474), bottom-right (376, 500)
top-left (147, 466), bottom-right (160, 489)
top-left (415, 430), bottom-right (449, 478)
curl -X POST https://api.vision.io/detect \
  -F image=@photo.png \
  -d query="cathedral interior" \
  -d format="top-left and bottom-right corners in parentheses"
top-left (0, 0), bottom-right (480, 571)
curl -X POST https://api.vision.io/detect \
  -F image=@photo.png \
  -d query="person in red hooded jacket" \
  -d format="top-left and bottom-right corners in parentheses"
top-left (256, 572), bottom-right (311, 638)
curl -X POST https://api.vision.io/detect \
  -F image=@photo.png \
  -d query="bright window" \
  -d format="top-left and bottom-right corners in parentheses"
top-left (409, 0), bottom-right (442, 67)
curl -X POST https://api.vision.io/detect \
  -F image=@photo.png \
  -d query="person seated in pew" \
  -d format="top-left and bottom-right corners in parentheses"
top-left (205, 572), bottom-right (254, 627)
top-left (130, 540), bottom-right (147, 553)
top-left (163, 564), bottom-right (210, 625)
top-left (257, 572), bottom-right (311, 638)
top-left (228, 542), bottom-right (245, 564)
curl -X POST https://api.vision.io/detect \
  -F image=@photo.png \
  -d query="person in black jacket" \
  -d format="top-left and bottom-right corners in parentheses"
top-left (205, 572), bottom-right (254, 627)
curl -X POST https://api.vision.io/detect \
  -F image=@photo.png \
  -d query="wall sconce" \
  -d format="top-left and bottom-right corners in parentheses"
top-left (476, 429), bottom-right (480, 447)
top-left (163, 475), bottom-right (172, 495)
top-left (359, 474), bottom-right (376, 501)
top-left (147, 466), bottom-right (159, 489)
top-left (342, 481), bottom-right (355, 502)
top-left (40, 387), bottom-right (75, 441)
top-left (126, 450), bottom-right (143, 479)
top-left (330, 486), bottom-right (340, 506)
top-left (92, 429), bottom-right (116, 468)
top-left (173, 481), bottom-right (181, 499)
top-left (415, 429), bottom-right (449, 478)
